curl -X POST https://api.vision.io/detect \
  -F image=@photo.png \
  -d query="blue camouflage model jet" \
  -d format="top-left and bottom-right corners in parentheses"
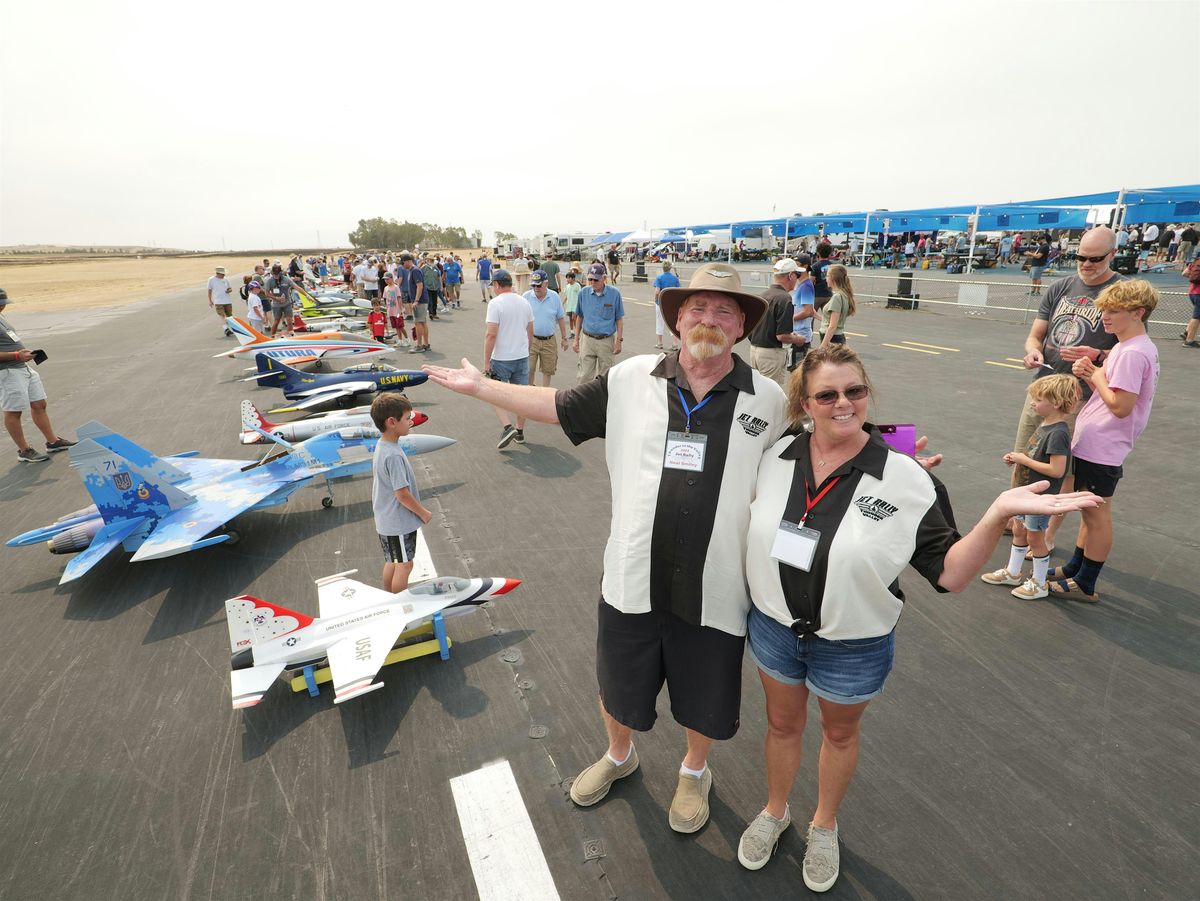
top-left (6, 420), bottom-right (453, 584)
top-left (246, 353), bottom-right (429, 412)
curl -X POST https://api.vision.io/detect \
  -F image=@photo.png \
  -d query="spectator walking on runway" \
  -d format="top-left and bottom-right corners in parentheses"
top-left (1025, 234), bottom-right (1050, 296)
top-left (485, 269), bottom-right (535, 448)
top-left (422, 262), bottom-right (785, 839)
top-left (562, 268), bottom-right (582, 339)
top-left (652, 261), bottom-right (680, 350)
top-left (398, 253), bottom-right (428, 353)
top-left (208, 266), bottom-right (235, 337)
top-left (748, 259), bottom-right (803, 388)
top-left (1182, 258), bottom-right (1200, 347)
top-left (818, 265), bottom-right (855, 350)
top-left (1049, 280), bottom-right (1160, 602)
top-left (525, 271), bottom-right (568, 387)
top-left (574, 263), bottom-right (624, 383)
top-left (607, 245), bottom-right (622, 283)
top-left (477, 253), bottom-right (494, 302)
top-left (0, 288), bottom-right (76, 463)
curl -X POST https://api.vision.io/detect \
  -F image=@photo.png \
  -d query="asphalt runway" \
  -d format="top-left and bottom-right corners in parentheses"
top-left (1, 272), bottom-right (1196, 900)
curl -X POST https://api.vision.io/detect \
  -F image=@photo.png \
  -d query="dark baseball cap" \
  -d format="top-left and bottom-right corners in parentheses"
top-left (587, 262), bottom-right (607, 280)
top-left (491, 269), bottom-right (513, 286)
top-left (530, 270), bottom-right (548, 286)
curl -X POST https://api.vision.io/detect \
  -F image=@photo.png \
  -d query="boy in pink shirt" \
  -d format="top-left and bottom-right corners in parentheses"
top-left (1050, 280), bottom-right (1160, 601)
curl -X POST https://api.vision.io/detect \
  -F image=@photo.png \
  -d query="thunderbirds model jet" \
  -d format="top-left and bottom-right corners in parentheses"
top-left (217, 317), bottom-right (393, 365)
top-left (239, 399), bottom-right (433, 445)
top-left (246, 353), bottom-right (428, 412)
top-left (6, 420), bottom-right (452, 584)
top-left (226, 571), bottom-right (521, 707)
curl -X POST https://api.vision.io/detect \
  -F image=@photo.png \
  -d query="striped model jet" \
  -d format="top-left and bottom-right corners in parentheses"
top-left (216, 317), bottom-right (394, 365)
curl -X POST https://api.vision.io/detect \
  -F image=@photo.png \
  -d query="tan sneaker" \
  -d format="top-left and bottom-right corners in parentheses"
top-left (980, 568), bottom-right (1022, 586)
top-left (668, 767), bottom-right (712, 833)
top-left (569, 746), bottom-right (639, 807)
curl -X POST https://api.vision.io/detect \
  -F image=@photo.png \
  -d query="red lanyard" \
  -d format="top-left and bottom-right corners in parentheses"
top-left (800, 476), bottom-right (840, 526)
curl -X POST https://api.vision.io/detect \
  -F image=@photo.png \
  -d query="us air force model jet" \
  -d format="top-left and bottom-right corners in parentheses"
top-left (238, 399), bottom-right (430, 445)
top-left (225, 572), bottom-right (521, 707)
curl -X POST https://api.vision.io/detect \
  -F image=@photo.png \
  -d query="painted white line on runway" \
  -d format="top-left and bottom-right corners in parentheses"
top-left (844, 330), bottom-right (869, 337)
top-left (411, 529), bottom-right (437, 583)
top-left (902, 340), bottom-right (959, 352)
top-left (451, 759), bottom-right (560, 901)
top-left (881, 343), bottom-right (940, 355)
top-left (986, 361), bottom-right (1026, 370)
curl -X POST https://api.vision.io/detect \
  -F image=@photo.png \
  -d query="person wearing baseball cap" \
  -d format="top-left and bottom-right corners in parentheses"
top-left (573, 262), bottom-right (624, 382)
top-left (420, 261), bottom-right (786, 836)
top-left (0, 288), bottom-right (76, 462)
top-left (208, 265), bottom-right (235, 337)
top-left (746, 259), bottom-right (807, 387)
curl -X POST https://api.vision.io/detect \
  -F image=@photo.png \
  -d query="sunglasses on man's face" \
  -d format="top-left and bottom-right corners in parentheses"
top-left (809, 384), bottom-right (870, 405)
top-left (1076, 252), bottom-right (1112, 264)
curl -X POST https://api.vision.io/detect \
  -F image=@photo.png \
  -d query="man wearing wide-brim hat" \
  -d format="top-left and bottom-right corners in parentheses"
top-left (208, 265), bottom-right (235, 337)
top-left (421, 261), bottom-right (787, 835)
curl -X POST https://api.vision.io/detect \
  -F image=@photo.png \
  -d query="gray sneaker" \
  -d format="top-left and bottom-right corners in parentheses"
top-left (569, 746), bottom-right (639, 806)
top-left (803, 822), bottom-right (840, 893)
top-left (738, 806), bottom-right (791, 870)
top-left (497, 425), bottom-right (518, 450)
top-left (17, 447), bottom-right (50, 463)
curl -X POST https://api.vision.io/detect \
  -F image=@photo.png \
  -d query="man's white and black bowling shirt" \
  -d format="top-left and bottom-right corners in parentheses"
top-left (747, 427), bottom-right (960, 640)
top-left (556, 352), bottom-right (786, 636)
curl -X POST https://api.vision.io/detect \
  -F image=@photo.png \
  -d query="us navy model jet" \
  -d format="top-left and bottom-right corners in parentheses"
top-left (245, 353), bottom-right (428, 412)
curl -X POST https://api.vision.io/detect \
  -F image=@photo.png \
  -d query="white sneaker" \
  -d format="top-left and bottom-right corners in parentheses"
top-left (1011, 578), bottom-right (1049, 600)
top-left (980, 568), bottom-right (1023, 586)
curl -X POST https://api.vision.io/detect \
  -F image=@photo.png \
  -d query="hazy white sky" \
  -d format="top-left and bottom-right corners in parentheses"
top-left (2, 0), bottom-right (1197, 250)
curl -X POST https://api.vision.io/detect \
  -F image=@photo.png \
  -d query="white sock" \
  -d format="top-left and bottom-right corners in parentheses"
top-left (680, 762), bottom-right (706, 779)
top-left (1007, 545), bottom-right (1028, 577)
top-left (1032, 554), bottom-right (1051, 585)
top-left (606, 746), bottom-right (632, 767)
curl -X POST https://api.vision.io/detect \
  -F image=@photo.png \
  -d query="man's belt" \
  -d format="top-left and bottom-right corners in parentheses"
top-left (534, 335), bottom-right (556, 340)
top-left (582, 331), bottom-right (614, 340)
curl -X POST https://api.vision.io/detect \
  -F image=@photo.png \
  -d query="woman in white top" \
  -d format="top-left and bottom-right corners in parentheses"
top-left (735, 345), bottom-right (1101, 892)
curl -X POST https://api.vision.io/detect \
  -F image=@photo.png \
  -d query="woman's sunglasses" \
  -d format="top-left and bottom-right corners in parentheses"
top-left (810, 385), bottom-right (870, 405)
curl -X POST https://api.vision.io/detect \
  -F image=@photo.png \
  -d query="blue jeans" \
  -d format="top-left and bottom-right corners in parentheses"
top-left (490, 357), bottom-right (529, 385)
top-left (746, 605), bottom-right (895, 705)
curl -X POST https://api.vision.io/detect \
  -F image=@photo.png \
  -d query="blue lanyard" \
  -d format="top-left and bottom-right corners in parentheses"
top-left (675, 385), bottom-right (713, 433)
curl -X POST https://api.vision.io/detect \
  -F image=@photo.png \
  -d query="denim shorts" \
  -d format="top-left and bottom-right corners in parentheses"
top-left (490, 357), bottom-right (529, 385)
top-left (746, 605), bottom-right (895, 705)
top-left (1016, 513), bottom-right (1051, 532)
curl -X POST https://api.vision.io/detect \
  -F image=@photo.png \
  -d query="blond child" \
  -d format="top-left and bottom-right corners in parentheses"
top-left (981, 374), bottom-right (1080, 599)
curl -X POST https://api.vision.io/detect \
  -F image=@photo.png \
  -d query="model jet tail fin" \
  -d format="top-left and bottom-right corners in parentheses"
top-left (240, 400), bottom-right (275, 444)
top-left (227, 317), bottom-right (266, 345)
top-left (75, 421), bottom-right (189, 485)
top-left (225, 595), bottom-right (314, 652)
top-left (69, 439), bottom-right (195, 522)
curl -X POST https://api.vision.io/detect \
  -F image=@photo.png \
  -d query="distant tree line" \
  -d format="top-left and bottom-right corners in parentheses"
top-left (348, 219), bottom-right (485, 250)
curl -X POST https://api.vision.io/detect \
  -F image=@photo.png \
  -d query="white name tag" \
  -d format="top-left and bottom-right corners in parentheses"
top-left (664, 430), bottom-right (706, 471)
top-left (7, 330), bottom-right (19, 342)
top-left (770, 520), bottom-right (820, 572)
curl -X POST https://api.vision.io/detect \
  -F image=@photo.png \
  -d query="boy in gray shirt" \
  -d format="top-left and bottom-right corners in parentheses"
top-left (371, 393), bottom-right (432, 593)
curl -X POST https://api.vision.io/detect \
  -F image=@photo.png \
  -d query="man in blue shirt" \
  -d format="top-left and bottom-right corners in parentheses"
top-left (652, 261), bottom-right (681, 350)
top-left (573, 262), bottom-right (625, 383)
top-left (476, 254), bottom-right (494, 303)
top-left (444, 256), bottom-right (464, 308)
top-left (524, 270), bottom-right (569, 386)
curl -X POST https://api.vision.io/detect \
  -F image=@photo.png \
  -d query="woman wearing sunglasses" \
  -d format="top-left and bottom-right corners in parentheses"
top-left (736, 345), bottom-right (1102, 892)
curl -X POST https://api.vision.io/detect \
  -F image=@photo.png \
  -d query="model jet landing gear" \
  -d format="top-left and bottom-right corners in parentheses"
top-left (321, 478), bottom-right (335, 509)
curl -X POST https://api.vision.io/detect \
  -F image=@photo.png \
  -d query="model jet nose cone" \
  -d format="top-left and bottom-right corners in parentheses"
top-left (492, 578), bottom-right (521, 596)
top-left (412, 412), bottom-right (428, 427)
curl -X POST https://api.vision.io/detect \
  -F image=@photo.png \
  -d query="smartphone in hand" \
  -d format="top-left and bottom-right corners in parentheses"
top-left (31, 349), bottom-right (48, 365)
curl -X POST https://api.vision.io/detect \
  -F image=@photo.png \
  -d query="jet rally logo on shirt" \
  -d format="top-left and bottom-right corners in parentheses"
top-left (736, 413), bottom-right (769, 437)
top-left (854, 495), bottom-right (898, 521)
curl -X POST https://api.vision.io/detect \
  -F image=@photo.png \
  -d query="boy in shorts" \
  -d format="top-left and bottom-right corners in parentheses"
top-left (367, 300), bottom-right (387, 344)
top-left (1048, 280), bottom-right (1159, 602)
top-left (981, 374), bottom-right (1079, 599)
top-left (371, 393), bottom-right (432, 594)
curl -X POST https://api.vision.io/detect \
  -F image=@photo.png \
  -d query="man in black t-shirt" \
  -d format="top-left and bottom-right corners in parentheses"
top-left (810, 243), bottom-right (834, 308)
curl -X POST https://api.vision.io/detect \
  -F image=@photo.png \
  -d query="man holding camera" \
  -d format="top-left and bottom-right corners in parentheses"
top-left (0, 288), bottom-right (75, 463)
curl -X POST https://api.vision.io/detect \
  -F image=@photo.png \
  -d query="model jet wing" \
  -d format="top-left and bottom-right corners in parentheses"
top-left (316, 574), bottom-right (396, 619)
top-left (129, 480), bottom-right (292, 562)
top-left (231, 662), bottom-right (288, 709)
top-left (269, 382), bottom-right (379, 413)
top-left (327, 624), bottom-right (405, 704)
top-left (59, 517), bottom-right (148, 584)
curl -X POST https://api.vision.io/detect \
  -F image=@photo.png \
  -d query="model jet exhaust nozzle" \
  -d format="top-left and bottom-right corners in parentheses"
top-left (47, 518), bottom-right (103, 554)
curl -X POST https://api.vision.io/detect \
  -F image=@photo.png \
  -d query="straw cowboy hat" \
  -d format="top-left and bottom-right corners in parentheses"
top-left (658, 262), bottom-right (767, 341)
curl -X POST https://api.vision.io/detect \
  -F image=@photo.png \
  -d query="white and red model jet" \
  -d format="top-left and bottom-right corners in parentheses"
top-left (225, 572), bottom-right (521, 707)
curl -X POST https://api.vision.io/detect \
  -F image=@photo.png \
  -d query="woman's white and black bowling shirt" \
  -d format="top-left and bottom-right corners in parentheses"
top-left (747, 426), bottom-right (960, 640)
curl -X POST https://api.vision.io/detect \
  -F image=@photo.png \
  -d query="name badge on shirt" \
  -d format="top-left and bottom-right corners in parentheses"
top-left (664, 430), bottom-right (706, 472)
top-left (770, 520), bottom-right (820, 572)
top-left (6, 330), bottom-right (19, 342)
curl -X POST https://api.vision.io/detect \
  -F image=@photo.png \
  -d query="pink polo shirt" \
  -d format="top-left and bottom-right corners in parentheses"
top-left (1071, 334), bottom-right (1159, 466)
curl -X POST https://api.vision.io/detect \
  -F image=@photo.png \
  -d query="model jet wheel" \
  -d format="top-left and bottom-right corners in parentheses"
top-left (223, 529), bottom-right (241, 546)
top-left (321, 497), bottom-right (334, 509)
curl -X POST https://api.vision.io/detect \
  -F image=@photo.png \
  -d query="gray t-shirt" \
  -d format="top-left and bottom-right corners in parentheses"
top-left (0, 313), bottom-right (27, 370)
top-left (822, 292), bottom-right (850, 336)
top-left (1034, 273), bottom-right (1122, 379)
top-left (372, 439), bottom-right (423, 536)
top-left (1016, 421), bottom-right (1072, 494)
top-left (264, 274), bottom-right (295, 307)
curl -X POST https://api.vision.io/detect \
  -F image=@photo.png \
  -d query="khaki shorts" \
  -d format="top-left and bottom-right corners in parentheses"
top-left (529, 336), bottom-right (559, 376)
top-left (578, 332), bottom-right (615, 383)
top-left (215, 303), bottom-right (233, 317)
top-left (750, 346), bottom-right (789, 389)
top-left (0, 365), bottom-right (47, 412)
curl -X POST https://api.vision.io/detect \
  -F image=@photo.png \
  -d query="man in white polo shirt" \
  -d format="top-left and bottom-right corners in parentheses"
top-left (422, 263), bottom-right (786, 836)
